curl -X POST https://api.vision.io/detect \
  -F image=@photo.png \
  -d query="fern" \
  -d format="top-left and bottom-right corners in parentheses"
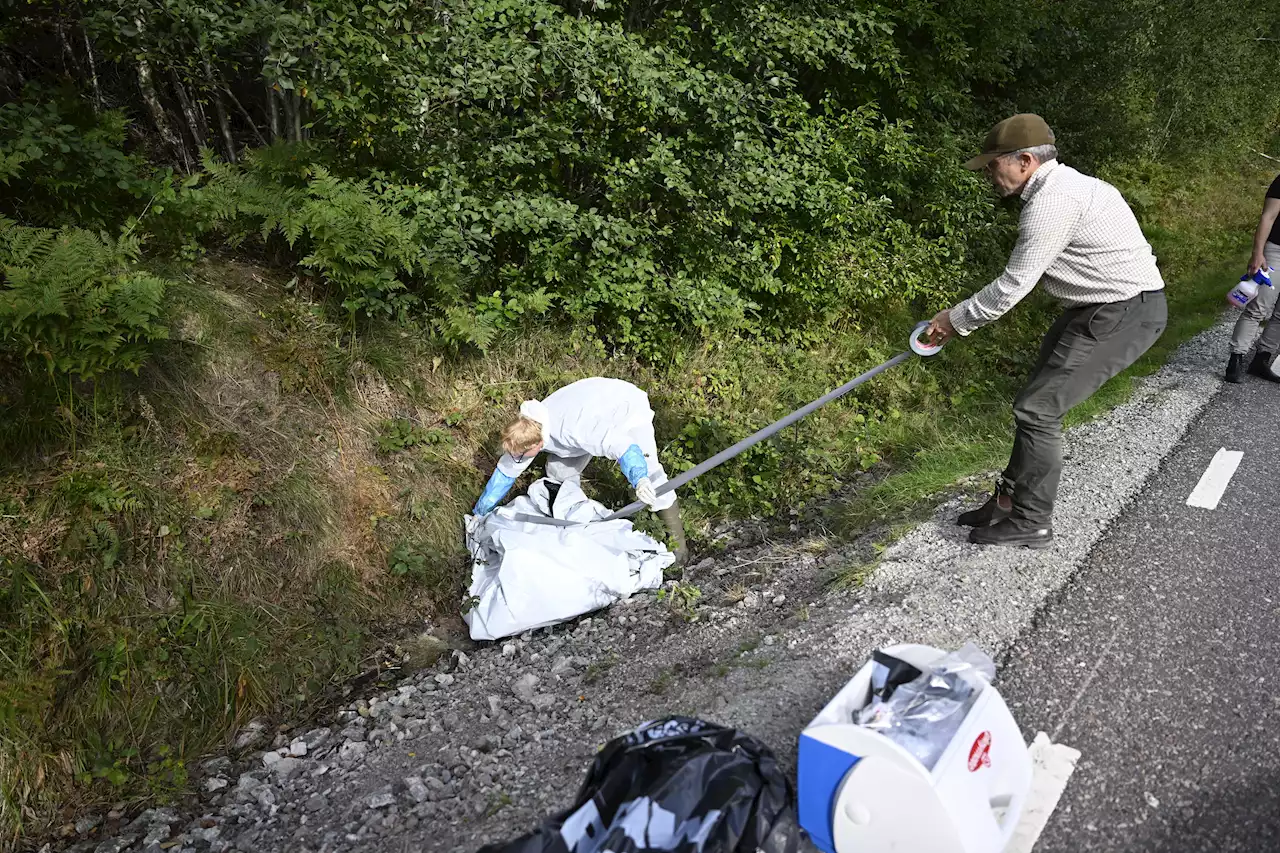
top-left (0, 219), bottom-right (171, 379)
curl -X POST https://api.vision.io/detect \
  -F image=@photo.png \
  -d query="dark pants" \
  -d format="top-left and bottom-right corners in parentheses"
top-left (1005, 290), bottom-right (1168, 525)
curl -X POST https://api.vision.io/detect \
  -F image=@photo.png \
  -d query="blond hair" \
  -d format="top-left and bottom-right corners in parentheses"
top-left (502, 416), bottom-right (543, 456)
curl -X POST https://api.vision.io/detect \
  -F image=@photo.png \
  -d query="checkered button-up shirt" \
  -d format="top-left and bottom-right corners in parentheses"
top-left (951, 160), bottom-right (1165, 336)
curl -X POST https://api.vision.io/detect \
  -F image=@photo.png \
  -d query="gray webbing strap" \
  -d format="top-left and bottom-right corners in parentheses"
top-left (511, 348), bottom-right (915, 528)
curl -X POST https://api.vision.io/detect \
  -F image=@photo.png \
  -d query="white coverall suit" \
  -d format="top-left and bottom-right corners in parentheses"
top-left (473, 377), bottom-right (677, 515)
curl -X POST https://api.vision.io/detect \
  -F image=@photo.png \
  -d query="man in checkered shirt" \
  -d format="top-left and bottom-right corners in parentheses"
top-left (926, 114), bottom-right (1167, 549)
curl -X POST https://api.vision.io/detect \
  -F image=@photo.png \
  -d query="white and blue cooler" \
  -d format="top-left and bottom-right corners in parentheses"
top-left (798, 644), bottom-right (1034, 853)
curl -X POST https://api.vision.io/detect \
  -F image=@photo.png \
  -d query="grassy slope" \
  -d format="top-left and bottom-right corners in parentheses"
top-left (0, 155), bottom-right (1270, 844)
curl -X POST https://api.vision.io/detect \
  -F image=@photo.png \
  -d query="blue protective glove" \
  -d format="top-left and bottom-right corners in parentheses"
top-left (473, 468), bottom-right (517, 516)
top-left (617, 443), bottom-right (649, 487)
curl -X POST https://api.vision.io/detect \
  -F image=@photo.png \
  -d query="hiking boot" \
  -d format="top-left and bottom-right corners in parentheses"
top-left (1226, 352), bottom-right (1246, 384)
top-left (968, 518), bottom-right (1054, 549)
top-left (1248, 351), bottom-right (1280, 383)
top-left (957, 479), bottom-right (1013, 528)
top-left (657, 501), bottom-right (690, 567)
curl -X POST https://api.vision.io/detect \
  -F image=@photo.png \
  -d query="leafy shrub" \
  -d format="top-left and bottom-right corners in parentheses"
top-left (375, 418), bottom-right (452, 453)
top-left (0, 87), bottom-right (169, 229)
top-left (0, 218), bottom-right (170, 379)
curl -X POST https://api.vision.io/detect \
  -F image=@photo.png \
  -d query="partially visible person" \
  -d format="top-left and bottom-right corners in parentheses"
top-left (926, 114), bottom-right (1167, 549)
top-left (470, 377), bottom-right (689, 564)
top-left (1225, 175), bottom-right (1280, 384)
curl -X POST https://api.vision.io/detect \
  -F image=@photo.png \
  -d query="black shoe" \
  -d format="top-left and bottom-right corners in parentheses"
top-left (1248, 351), bottom-right (1280, 383)
top-left (957, 480), bottom-right (1013, 527)
top-left (968, 518), bottom-right (1053, 549)
top-left (1226, 353), bottom-right (1245, 384)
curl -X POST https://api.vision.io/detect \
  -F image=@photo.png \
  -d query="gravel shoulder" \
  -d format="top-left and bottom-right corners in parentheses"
top-left (51, 319), bottom-right (1232, 853)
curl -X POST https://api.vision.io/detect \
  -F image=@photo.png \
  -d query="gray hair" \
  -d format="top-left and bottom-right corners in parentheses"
top-left (1007, 144), bottom-right (1058, 164)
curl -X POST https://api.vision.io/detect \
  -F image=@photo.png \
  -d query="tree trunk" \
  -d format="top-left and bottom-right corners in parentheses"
top-left (290, 91), bottom-right (303, 142)
top-left (82, 25), bottom-right (102, 112)
top-left (193, 90), bottom-right (211, 145)
top-left (266, 81), bottom-right (281, 141)
top-left (136, 61), bottom-right (187, 167)
top-left (170, 72), bottom-right (205, 159)
top-left (209, 86), bottom-right (237, 161)
top-left (224, 84), bottom-right (267, 146)
top-left (56, 22), bottom-right (76, 76)
top-left (133, 15), bottom-right (188, 168)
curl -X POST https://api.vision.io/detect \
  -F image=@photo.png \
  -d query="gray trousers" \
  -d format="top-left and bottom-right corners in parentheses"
top-left (1230, 241), bottom-right (1280, 356)
top-left (1006, 290), bottom-right (1167, 525)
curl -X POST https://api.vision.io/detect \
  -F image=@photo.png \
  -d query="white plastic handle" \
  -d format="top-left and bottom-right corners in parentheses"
top-left (910, 321), bottom-right (945, 357)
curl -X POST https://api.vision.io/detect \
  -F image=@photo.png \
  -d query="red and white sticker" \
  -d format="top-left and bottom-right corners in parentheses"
top-left (968, 731), bottom-right (992, 772)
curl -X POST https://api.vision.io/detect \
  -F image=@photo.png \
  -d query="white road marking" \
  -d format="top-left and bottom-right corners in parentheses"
top-left (1186, 448), bottom-right (1244, 510)
top-left (1003, 733), bottom-right (1082, 853)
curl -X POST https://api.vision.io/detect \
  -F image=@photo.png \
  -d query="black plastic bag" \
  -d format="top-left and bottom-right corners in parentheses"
top-left (478, 716), bottom-right (799, 853)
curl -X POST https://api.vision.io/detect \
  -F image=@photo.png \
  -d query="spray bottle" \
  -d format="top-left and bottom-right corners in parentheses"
top-left (1227, 267), bottom-right (1274, 309)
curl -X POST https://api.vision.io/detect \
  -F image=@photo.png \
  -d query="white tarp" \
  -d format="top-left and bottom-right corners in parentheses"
top-left (463, 479), bottom-right (673, 641)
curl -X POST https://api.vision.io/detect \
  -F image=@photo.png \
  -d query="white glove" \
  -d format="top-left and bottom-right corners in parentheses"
top-left (635, 477), bottom-right (658, 509)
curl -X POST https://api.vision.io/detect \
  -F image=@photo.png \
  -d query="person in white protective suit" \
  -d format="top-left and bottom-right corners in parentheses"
top-left (470, 377), bottom-right (690, 565)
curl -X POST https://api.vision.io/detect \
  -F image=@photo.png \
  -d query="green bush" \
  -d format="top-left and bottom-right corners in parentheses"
top-left (0, 218), bottom-right (171, 380)
top-left (0, 87), bottom-right (169, 229)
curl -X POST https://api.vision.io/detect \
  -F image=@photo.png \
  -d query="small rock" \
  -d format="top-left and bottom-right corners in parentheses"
top-left (200, 757), bottom-right (232, 776)
top-left (204, 777), bottom-right (229, 793)
top-left (76, 816), bottom-right (101, 835)
top-left (303, 728), bottom-right (332, 751)
top-left (339, 741), bottom-right (368, 763)
top-left (143, 823), bottom-right (172, 846)
top-left (94, 836), bottom-right (138, 853)
top-left (435, 673), bottom-right (455, 687)
top-left (512, 674), bottom-right (539, 703)
top-left (233, 719), bottom-right (269, 750)
top-left (487, 695), bottom-right (503, 716)
top-left (236, 772), bottom-right (263, 793)
top-left (366, 791), bottom-right (396, 809)
top-left (404, 777), bottom-right (431, 803)
top-left (289, 739), bottom-right (308, 757)
top-left (507, 725), bottom-right (525, 744)
top-left (550, 656), bottom-right (573, 675)
top-left (531, 694), bottom-right (557, 710)
top-left (261, 751), bottom-right (282, 767)
top-left (254, 787), bottom-right (277, 810)
top-left (502, 643), bottom-right (516, 658)
top-left (271, 757), bottom-right (303, 780)
top-left (453, 650), bottom-right (471, 669)
top-left (763, 635), bottom-right (777, 646)
top-left (340, 726), bottom-right (366, 743)
top-left (306, 794), bottom-right (326, 813)
top-left (772, 594), bottom-right (786, 606)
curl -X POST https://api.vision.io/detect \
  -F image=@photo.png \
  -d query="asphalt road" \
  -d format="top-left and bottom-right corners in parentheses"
top-left (1000, 371), bottom-right (1280, 852)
